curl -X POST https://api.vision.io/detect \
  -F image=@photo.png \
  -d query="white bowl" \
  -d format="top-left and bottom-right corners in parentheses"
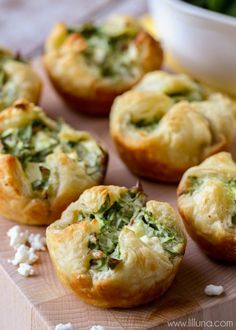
top-left (148, 0), bottom-right (236, 96)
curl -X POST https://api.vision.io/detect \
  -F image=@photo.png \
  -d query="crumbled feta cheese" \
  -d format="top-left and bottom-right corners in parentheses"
top-left (28, 233), bottom-right (46, 251)
top-left (140, 235), bottom-right (164, 253)
top-left (93, 47), bottom-right (107, 64)
top-left (8, 244), bottom-right (38, 266)
top-left (127, 44), bottom-right (138, 61)
top-left (7, 225), bottom-right (29, 249)
top-left (55, 323), bottom-right (73, 330)
top-left (91, 326), bottom-right (106, 330)
top-left (17, 263), bottom-right (35, 277)
top-left (204, 284), bottom-right (224, 296)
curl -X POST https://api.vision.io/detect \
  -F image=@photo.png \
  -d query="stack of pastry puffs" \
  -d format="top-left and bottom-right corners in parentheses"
top-left (0, 15), bottom-right (235, 309)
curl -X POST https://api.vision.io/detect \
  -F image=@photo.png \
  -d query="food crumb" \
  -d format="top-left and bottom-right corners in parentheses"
top-left (17, 263), bottom-right (35, 277)
top-left (204, 284), bottom-right (224, 296)
top-left (55, 323), bottom-right (73, 330)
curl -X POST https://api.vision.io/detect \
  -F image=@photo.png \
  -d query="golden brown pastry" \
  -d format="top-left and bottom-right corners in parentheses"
top-left (0, 47), bottom-right (41, 111)
top-left (177, 152), bottom-right (236, 261)
top-left (110, 71), bottom-right (235, 182)
top-left (46, 185), bottom-right (186, 308)
top-left (0, 99), bottom-right (108, 225)
top-left (43, 16), bottom-right (163, 116)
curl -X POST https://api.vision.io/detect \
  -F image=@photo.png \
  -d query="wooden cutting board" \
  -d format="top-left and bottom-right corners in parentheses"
top-left (0, 59), bottom-right (236, 330)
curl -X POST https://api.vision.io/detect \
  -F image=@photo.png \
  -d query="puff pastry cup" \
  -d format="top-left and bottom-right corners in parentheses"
top-left (43, 16), bottom-right (163, 116)
top-left (46, 185), bottom-right (186, 308)
top-left (177, 152), bottom-right (236, 261)
top-left (0, 99), bottom-right (108, 225)
top-left (0, 47), bottom-right (41, 111)
top-left (110, 71), bottom-right (235, 183)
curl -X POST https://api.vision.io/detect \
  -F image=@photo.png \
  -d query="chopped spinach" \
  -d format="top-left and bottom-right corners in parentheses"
top-left (232, 213), bottom-right (236, 225)
top-left (180, 175), bottom-right (203, 195)
top-left (130, 118), bottom-right (160, 132)
top-left (67, 22), bottom-right (99, 38)
top-left (79, 188), bottom-right (146, 271)
top-left (0, 117), bottom-right (105, 196)
top-left (134, 209), bottom-right (184, 256)
top-left (31, 165), bottom-right (51, 194)
top-left (228, 180), bottom-right (236, 226)
top-left (78, 187), bottom-right (183, 272)
top-left (166, 87), bottom-right (204, 103)
top-left (67, 21), bottom-right (139, 79)
top-left (0, 120), bottom-right (58, 164)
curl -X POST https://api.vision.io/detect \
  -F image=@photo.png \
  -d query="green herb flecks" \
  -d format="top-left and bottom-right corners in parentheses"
top-left (180, 175), bottom-right (203, 195)
top-left (31, 165), bottom-right (51, 196)
top-left (0, 118), bottom-right (105, 197)
top-left (166, 87), bottom-right (204, 103)
top-left (0, 120), bottom-right (58, 164)
top-left (133, 209), bottom-right (184, 256)
top-left (67, 21), bottom-right (139, 79)
top-left (80, 188), bottom-right (147, 271)
top-left (228, 180), bottom-right (236, 226)
top-left (130, 118), bottom-right (160, 132)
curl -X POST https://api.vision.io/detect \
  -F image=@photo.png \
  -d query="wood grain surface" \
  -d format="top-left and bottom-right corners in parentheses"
top-left (0, 58), bottom-right (235, 330)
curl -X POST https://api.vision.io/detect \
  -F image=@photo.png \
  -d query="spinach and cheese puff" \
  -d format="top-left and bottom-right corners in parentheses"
top-left (46, 185), bottom-right (186, 308)
top-left (110, 71), bottom-right (235, 182)
top-left (0, 48), bottom-right (41, 111)
top-left (177, 152), bottom-right (236, 261)
top-left (43, 16), bottom-right (163, 116)
top-left (0, 99), bottom-right (108, 225)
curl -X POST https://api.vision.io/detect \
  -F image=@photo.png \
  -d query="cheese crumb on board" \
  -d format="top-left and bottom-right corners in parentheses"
top-left (55, 323), bottom-right (73, 330)
top-left (204, 284), bottom-right (224, 296)
top-left (91, 326), bottom-right (106, 330)
top-left (17, 263), bottom-right (35, 277)
top-left (7, 225), bottom-right (29, 249)
top-left (28, 233), bottom-right (46, 251)
top-left (8, 244), bottom-right (38, 266)
top-left (7, 225), bottom-right (47, 277)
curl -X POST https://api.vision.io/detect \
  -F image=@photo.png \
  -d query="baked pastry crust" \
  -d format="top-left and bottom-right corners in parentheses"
top-left (110, 71), bottom-right (235, 182)
top-left (177, 152), bottom-right (236, 261)
top-left (43, 16), bottom-right (163, 116)
top-left (0, 99), bottom-right (108, 225)
top-left (0, 48), bottom-right (41, 111)
top-left (46, 185), bottom-right (186, 308)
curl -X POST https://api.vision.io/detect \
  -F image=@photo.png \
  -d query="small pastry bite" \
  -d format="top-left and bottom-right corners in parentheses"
top-left (0, 99), bottom-right (108, 225)
top-left (177, 152), bottom-right (236, 261)
top-left (110, 71), bottom-right (235, 182)
top-left (43, 16), bottom-right (163, 116)
top-left (0, 47), bottom-right (41, 111)
top-left (46, 185), bottom-right (186, 308)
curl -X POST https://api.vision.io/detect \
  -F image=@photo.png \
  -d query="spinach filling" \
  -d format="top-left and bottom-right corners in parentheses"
top-left (133, 209), bottom-right (184, 256)
top-left (166, 86), bottom-right (204, 103)
top-left (79, 188), bottom-right (146, 271)
top-left (77, 188), bottom-right (183, 272)
top-left (0, 50), bottom-right (26, 110)
top-left (130, 117), bottom-right (160, 132)
top-left (67, 22), bottom-right (139, 79)
top-left (228, 180), bottom-right (236, 226)
top-left (180, 175), bottom-right (203, 195)
top-left (0, 119), bottom-right (104, 195)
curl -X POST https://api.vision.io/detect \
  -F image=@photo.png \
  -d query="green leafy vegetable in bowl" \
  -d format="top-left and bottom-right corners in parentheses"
top-left (184, 0), bottom-right (236, 17)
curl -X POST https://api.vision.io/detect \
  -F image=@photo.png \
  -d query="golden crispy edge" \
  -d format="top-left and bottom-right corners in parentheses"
top-left (46, 186), bottom-right (186, 308)
top-left (110, 89), bottom-right (234, 183)
top-left (177, 152), bottom-right (236, 261)
top-left (0, 100), bottom-right (108, 225)
top-left (1, 60), bottom-right (42, 110)
top-left (43, 22), bottom-right (163, 116)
